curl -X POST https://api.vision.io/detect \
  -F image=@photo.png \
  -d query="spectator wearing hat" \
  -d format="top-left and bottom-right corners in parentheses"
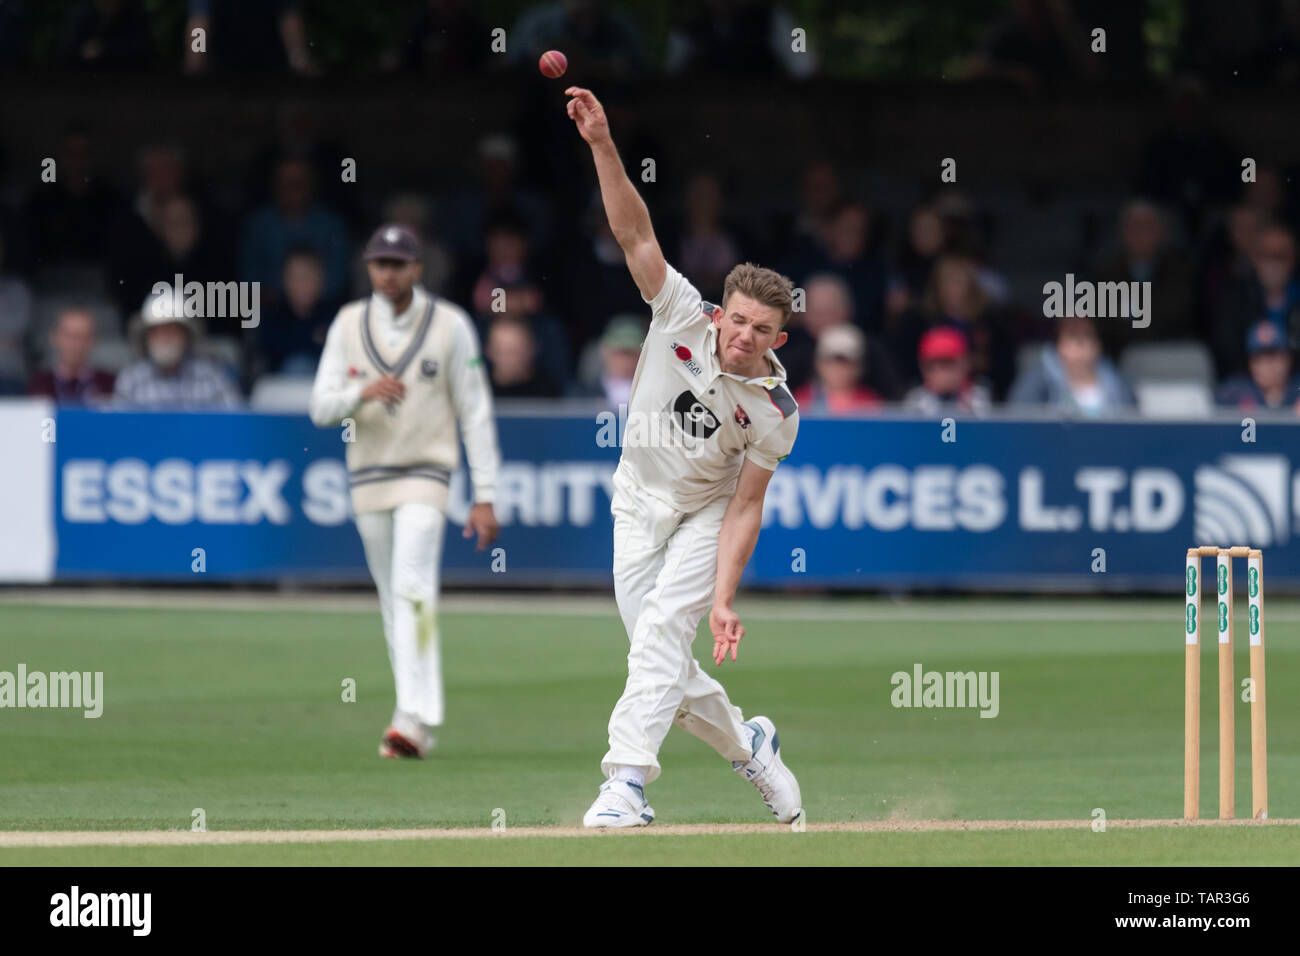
top-left (1007, 315), bottom-right (1135, 416)
top-left (903, 326), bottom-right (992, 415)
top-left (892, 254), bottom-right (1016, 398)
top-left (1216, 319), bottom-right (1300, 413)
top-left (780, 273), bottom-right (903, 397)
top-left (27, 306), bottom-right (116, 404)
top-left (794, 324), bottom-right (882, 415)
top-left (114, 290), bottom-right (241, 408)
top-left (569, 314), bottom-right (645, 406)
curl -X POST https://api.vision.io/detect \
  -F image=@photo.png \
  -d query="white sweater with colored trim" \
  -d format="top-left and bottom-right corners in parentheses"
top-left (309, 287), bottom-right (499, 514)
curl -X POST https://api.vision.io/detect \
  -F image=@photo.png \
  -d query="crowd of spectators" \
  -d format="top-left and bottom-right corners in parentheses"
top-left (5, 111), bottom-right (1300, 418)
top-left (2, 2), bottom-right (1300, 418)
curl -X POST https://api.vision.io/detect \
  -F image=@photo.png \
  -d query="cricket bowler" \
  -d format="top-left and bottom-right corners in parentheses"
top-left (310, 224), bottom-right (501, 758)
top-left (566, 87), bottom-right (803, 827)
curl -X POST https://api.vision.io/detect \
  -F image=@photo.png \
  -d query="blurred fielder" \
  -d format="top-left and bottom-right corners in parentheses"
top-left (310, 224), bottom-right (500, 758)
top-left (566, 88), bottom-right (803, 827)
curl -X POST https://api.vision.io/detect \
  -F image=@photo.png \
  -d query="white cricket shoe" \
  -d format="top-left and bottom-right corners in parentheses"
top-left (379, 711), bottom-right (434, 758)
top-left (582, 779), bottom-right (656, 828)
top-left (379, 725), bottom-right (434, 759)
top-left (734, 716), bottom-right (803, 823)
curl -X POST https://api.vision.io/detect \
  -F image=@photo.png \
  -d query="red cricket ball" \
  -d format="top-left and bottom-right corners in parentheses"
top-left (539, 49), bottom-right (567, 79)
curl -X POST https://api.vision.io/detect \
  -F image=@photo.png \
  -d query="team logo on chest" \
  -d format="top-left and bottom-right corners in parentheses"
top-left (420, 358), bottom-right (439, 378)
top-left (734, 404), bottom-right (751, 429)
top-left (670, 341), bottom-right (704, 376)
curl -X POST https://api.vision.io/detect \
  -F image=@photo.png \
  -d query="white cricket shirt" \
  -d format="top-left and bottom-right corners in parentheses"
top-left (617, 263), bottom-right (799, 513)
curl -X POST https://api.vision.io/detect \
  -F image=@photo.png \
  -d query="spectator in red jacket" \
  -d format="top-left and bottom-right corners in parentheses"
top-left (27, 306), bottom-right (116, 405)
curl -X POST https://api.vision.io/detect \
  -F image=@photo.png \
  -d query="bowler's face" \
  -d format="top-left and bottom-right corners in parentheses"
top-left (714, 292), bottom-right (786, 376)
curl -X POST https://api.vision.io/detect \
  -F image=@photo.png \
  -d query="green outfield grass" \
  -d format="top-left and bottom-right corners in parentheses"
top-left (0, 596), bottom-right (1296, 864)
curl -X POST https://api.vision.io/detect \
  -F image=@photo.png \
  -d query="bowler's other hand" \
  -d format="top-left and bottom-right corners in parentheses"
top-left (463, 502), bottom-right (499, 551)
top-left (710, 604), bottom-right (744, 665)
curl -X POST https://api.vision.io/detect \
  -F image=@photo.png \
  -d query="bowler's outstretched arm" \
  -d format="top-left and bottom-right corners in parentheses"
top-left (566, 86), bottom-right (666, 301)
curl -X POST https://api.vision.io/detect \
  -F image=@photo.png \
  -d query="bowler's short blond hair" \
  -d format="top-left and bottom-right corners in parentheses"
top-left (722, 262), bottom-right (795, 327)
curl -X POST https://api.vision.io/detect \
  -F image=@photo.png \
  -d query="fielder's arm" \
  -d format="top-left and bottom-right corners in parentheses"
top-left (308, 316), bottom-right (364, 426)
top-left (309, 315), bottom-right (404, 426)
top-left (565, 86), bottom-right (666, 301)
top-left (447, 310), bottom-right (501, 550)
top-left (710, 458), bottom-right (776, 665)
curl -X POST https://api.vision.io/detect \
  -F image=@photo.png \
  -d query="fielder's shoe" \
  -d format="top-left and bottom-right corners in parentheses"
top-left (582, 779), bottom-right (656, 828)
top-left (734, 716), bottom-right (803, 823)
top-left (378, 725), bottom-right (434, 759)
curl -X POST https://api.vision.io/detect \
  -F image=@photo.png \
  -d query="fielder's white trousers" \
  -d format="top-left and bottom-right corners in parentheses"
top-left (355, 502), bottom-right (446, 729)
top-left (601, 467), bottom-right (752, 784)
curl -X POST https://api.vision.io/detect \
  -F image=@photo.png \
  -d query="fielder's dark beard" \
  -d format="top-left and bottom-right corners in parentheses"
top-left (380, 289), bottom-right (413, 313)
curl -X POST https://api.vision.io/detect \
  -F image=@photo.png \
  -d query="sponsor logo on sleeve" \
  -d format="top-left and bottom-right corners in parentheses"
top-left (670, 342), bottom-right (703, 376)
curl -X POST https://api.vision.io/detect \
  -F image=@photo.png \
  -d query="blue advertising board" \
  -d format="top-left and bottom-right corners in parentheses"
top-left (41, 407), bottom-right (1300, 590)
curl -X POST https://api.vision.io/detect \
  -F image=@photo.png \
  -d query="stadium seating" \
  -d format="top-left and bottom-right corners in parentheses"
top-left (249, 375), bottom-right (314, 412)
top-left (1132, 380), bottom-right (1214, 418)
top-left (1120, 340), bottom-right (1217, 417)
top-left (1119, 340), bottom-right (1215, 389)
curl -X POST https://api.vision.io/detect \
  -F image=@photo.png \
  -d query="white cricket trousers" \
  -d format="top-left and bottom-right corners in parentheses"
top-left (601, 468), bottom-right (752, 784)
top-left (355, 502), bottom-right (446, 728)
